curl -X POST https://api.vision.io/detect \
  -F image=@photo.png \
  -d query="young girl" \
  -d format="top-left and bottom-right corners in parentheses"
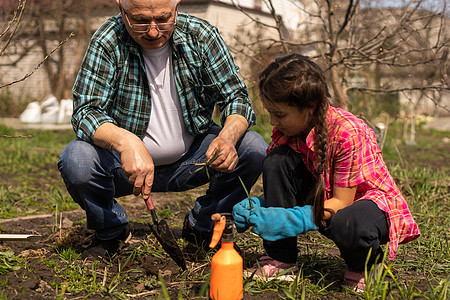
top-left (232, 54), bottom-right (420, 291)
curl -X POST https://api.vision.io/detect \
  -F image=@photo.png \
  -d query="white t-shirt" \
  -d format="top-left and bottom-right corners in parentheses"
top-left (141, 43), bottom-right (195, 166)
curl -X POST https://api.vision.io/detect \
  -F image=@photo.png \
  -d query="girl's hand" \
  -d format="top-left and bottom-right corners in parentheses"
top-left (232, 197), bottom-right (265, 232)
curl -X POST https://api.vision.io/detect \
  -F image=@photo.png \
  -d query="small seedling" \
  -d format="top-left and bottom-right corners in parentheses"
top-left (238, 176), bottom-right (253, 209)
top-left (191, 149), bottom-right (223, 178)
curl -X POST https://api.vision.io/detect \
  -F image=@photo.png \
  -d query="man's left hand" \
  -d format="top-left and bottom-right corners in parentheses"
top-left (205, 114), bottom-right (249, 173)
top-left (206, 137), bottom-right (238, 172)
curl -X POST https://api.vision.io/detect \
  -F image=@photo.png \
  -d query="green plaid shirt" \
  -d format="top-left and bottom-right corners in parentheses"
top-left (72, 12), bottom-right (256, 143)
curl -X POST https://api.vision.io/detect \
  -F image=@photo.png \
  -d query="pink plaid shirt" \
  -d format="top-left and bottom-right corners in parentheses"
top-left (267, 106), bottom-right (420, 259)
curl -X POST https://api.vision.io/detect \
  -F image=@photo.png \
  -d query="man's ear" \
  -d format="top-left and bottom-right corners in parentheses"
top-left (116, 0), bottom-right (120, 5)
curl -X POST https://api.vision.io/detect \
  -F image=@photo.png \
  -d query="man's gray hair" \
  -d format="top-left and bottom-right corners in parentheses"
top-left (119, 0), bottom-right (178, 11)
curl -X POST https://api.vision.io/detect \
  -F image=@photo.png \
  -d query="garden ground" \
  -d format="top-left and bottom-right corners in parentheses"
top-left (0, 118), bottom-right (449, 299)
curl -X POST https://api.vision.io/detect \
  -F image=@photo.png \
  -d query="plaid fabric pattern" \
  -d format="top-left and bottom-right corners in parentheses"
top-left (72, 12), bottom-right (255, 143)
top-left (267, 106), bottom-right (420, 260)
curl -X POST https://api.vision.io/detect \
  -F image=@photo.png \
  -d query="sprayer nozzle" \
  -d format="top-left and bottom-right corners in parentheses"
top-left (209, 213), bottom-right (226, 248)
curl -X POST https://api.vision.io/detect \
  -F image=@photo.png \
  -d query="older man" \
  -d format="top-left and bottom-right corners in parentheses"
top-left (58, 0), bottom-right (267, 260)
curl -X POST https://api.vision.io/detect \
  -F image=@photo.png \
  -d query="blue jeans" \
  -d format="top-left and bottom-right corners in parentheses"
top-left (58, 124), bottom-right (267, 240)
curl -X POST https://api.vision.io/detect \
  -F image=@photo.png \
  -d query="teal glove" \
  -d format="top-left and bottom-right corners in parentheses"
top-left (248, 205), bottom-right (318, 241)
top-left (232, 197), bottom-right (265, 233)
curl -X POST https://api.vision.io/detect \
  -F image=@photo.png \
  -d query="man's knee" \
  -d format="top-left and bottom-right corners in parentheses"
top-left (239, 130), bottom-right (267, 166)
top-left (58, 139), bottom-right (99, 185)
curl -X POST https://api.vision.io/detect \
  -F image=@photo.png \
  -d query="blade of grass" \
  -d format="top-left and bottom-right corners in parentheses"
top-left (238, 176), bottom-right (253, 209)
top-left (190, 150), bottom-right (224, 179)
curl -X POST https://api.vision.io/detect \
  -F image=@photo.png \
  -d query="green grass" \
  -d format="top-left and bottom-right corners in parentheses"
top-left (0, 251), bottom-right (22, 275)
top-left (0, 118), bottom-right (449, 299)
top-left (381, 122), bottom-right (450, 173)
top-left (0, 122), bottom-right (77, 218)
top-left (250, 113), bottom-right (274, 144)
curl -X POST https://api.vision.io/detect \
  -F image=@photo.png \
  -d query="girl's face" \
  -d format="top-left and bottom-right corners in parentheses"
top-left (262, 99), bottom-right (314, 137)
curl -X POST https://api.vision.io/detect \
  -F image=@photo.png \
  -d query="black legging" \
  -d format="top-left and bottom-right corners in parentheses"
top-left (262, 145), bottom-right (389, 271)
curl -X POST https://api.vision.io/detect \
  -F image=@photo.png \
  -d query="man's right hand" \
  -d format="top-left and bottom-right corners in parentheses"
top-left (120, 138), bottom-right (154, 200)
top-left (93, 123), bottom-right (154, 200)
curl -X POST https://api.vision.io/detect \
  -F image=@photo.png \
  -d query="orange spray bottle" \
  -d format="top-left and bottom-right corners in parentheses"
top-left (209, 213), bottom-right (243, 300)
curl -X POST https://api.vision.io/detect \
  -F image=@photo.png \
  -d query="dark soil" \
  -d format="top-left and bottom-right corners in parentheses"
top-left (0, 184), bottom-right (434, 300)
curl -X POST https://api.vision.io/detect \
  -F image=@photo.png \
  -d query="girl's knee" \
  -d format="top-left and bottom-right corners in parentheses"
top-left (327, 210), bottom-right (359, 250)
top-left (327, 200), bottom-right (387, 250)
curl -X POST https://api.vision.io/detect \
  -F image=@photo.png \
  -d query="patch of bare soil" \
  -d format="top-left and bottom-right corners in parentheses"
top-left (0, 209), bottom-right (191, 299)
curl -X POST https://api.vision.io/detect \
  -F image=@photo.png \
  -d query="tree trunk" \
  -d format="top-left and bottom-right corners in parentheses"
top-left (329, 67), bottom-right (348, 109)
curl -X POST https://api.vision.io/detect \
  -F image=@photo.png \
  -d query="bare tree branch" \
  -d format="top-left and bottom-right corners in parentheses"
top-left (0, 0), bottom-right (27, 56)
top-left (0, 32), bottom-right (74, 90)
top-left (0, 134), bottom-right (32, 138)
top-left (230, 0), bottom-right (279, 30)
top-left (230, 0), bottom-right (449, 120)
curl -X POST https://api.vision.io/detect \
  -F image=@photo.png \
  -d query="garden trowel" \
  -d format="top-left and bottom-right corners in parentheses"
top-left (145, 195), bottom-right (187, 270)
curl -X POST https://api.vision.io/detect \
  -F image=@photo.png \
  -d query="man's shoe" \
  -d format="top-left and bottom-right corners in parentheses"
top-left (181, 214), bottom-right (212, 250)
top-left (243, 255), bottom-right (298, 282)
top-left (82, 225), bottom-right (132, 261)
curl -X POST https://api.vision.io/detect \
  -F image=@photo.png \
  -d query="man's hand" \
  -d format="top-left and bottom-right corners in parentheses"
top-left (206, 136), bottom-right (238, 172)
top-left (120, 139), bottom-right (154, 200)
top-left (206, 114), bottom-right (248, 172)
top-left (93, 122), bottom-right (154, 200)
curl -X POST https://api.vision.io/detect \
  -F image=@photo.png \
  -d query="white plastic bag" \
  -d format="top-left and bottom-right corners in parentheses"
top-left (57, 99), bottom-right (73, 124)
top-left (41, 94), bottom-right (60, 124)
top-left (20, 101), bottom-right (41, 123)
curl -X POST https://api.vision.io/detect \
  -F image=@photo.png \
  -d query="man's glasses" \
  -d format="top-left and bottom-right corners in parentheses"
top-left (122, 8), bottom-right (177, 33)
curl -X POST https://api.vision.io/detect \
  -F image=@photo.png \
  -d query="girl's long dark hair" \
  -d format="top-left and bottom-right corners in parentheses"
top-left (258, 53), bottom-right (332, 226)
